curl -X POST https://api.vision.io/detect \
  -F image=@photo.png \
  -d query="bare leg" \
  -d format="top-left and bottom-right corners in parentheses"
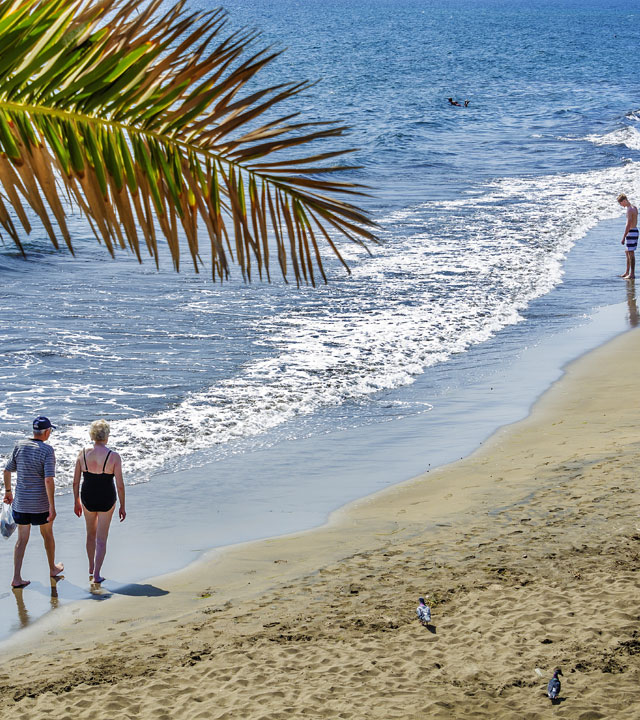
top-left (93, 507), bottom-right (115, 583)
top-left (630, 252), bottom-right (636, 279)
top-left (12, 524), bottom-right (31, 588)
top-left (83, 508), bottom-right (98, 577)
top-left (622, 251), bottom-right (631, 277)
top-left (39, 522), bottom-right (64, 577)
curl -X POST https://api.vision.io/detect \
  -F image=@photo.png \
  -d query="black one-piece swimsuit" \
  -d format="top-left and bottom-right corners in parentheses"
top-left (80, 450), bottom-right (116, 512)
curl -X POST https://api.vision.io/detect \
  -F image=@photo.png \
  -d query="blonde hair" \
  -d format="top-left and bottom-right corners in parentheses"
top-left (89, 419), bottom-right (110, 443)
top-left (617, 193), bottom-right (628, 203)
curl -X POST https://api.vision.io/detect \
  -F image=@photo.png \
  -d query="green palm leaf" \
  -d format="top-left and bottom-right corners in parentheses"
top-left (0, 0), bottom-right (377, 283)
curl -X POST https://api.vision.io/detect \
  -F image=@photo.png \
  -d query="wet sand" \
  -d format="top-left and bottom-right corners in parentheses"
top-left (1, 327), bottom-right (639, 719)
top-left (0, 218), bottom-right (634, 644)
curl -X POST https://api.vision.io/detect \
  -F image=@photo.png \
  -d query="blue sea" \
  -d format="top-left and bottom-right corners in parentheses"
top-left (1, 0), bottom-right (640, 611)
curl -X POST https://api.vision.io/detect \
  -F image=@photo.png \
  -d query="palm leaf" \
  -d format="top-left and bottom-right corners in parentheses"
top-left (0, 0), bottom-right (377, 284)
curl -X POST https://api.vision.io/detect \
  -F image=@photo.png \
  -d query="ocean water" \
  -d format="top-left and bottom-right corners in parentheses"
top-left (1, 0), bottom-right (639, 493)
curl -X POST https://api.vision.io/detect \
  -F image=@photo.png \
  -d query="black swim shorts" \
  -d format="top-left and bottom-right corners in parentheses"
top-left (12, 510), bottom-right (50, 525)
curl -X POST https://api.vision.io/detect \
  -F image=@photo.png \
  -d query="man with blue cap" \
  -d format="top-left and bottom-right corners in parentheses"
top-left (3, 416), bottom-right (64, 588)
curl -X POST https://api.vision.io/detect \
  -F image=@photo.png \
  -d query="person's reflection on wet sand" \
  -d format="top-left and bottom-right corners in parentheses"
top-left (50, 575), bottom-right (62, 610)
top-left (89, 579), bottom-right (111, 597)
top-left (627, 279), bottom-right (638, 327)
top-left (12, 587), bottom-right (30, 629)
top-left (12, 577), bottom-right (63, 629)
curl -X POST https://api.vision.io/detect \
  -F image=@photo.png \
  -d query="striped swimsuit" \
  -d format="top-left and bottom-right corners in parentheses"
top-left (625, 205), bottom-right (638, 251)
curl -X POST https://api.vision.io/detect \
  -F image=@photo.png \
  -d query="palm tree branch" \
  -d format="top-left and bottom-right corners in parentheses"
top-left (1, 98), bottom-right (368, 213)
top-left (0, 0), bottom-right (378, 282)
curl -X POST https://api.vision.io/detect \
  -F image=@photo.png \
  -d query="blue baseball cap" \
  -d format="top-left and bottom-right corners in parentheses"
top-left (33, 416), bottom-right (56, 431)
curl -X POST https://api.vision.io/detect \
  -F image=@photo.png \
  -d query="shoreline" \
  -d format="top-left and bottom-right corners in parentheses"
top-left (0, 303), bottom-right (633, 644)
top-left (0, 218), bottom-right (634, 642)
top-left (1, 320), bottom-right (639, 718)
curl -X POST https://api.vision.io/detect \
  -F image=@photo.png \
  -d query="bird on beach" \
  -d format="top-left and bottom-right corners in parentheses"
top-left (416, 597), bottom-right (432, 626)
top-left (547, 667), bottom-right (563, 703)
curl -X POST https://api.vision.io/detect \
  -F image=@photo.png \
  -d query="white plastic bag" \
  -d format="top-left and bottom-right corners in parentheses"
top-left (1, 502), bottom-right (16, 539)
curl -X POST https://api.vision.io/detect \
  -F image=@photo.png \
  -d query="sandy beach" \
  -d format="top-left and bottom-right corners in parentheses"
top-left (1, 326), bottom-right (639, 720)
top-left (1, 4), bottom-right (639, 720)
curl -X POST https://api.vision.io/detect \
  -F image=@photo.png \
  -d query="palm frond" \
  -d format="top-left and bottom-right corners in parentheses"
top-left (0, 0), bottom-right (377, 284)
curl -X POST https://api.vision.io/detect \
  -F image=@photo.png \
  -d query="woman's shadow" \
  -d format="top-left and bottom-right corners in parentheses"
top-left (89, 581), bottom-right (169, 598)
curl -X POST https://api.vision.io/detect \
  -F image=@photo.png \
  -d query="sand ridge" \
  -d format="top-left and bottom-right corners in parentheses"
top-left (0, 329), bottom-right (639, 719)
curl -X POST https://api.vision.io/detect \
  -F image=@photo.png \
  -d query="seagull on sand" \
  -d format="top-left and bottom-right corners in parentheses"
top-left (547, 668), bottom-right (562, 703)
top-left (416, 597), bottom-right (431, 626)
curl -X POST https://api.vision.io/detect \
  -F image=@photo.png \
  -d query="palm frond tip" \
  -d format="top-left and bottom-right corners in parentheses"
top-left (0, 0), bottom-right (378, 283)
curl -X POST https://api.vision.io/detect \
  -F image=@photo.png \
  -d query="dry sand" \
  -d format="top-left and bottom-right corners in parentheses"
top-left (1, 329), bottom-right (639, 719)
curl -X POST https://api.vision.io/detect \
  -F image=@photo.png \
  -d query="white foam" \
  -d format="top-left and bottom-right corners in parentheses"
top-left (27, 159), bottom-right (637, 490)
top-left (580, 126), bottom-right (640, 151)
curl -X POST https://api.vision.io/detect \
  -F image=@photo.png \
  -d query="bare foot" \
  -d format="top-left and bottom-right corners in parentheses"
top-left (11, 580), bottom-right (30, 589)
top-left (50, 562), bottom-right (64, 578)
top-left (629, 275), bottom-right (635, 279)
top-left (93, 574), bottom-right (105, 584)
top-left (620, 273), bottom-right (629, 278)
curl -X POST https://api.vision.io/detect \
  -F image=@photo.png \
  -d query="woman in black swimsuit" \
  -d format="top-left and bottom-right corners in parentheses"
top-left (73, 419), bottom-right (126, 584)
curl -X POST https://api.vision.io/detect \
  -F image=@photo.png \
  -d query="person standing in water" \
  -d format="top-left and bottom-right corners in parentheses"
top-left (617, 193), bottom-right (638, 279)
top-left (73, 419), bottom-right (126, 584)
